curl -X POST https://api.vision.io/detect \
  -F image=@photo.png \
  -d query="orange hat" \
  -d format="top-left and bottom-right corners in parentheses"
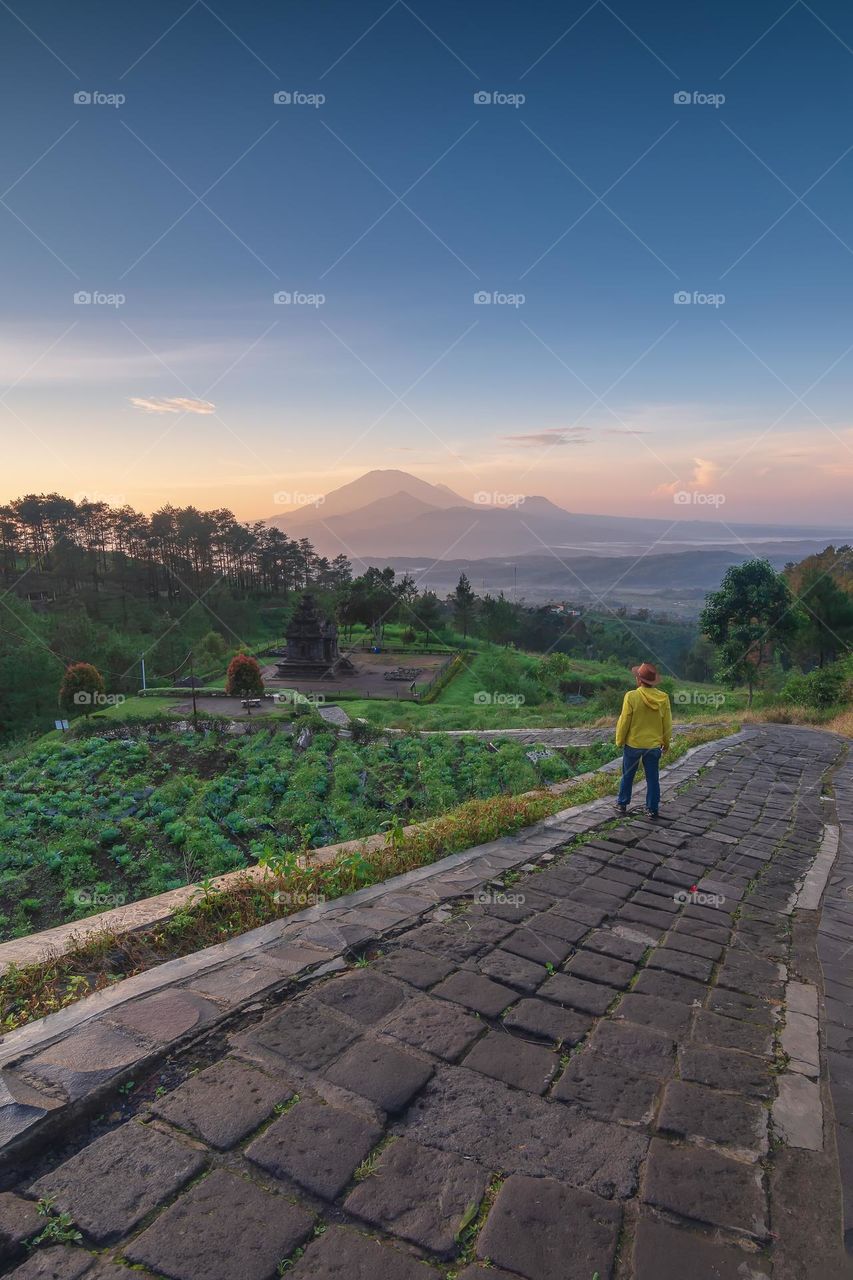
top-left (631, 662), bottom-right (661, 686)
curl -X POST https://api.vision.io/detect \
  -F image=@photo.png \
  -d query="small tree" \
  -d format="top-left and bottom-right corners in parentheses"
top-left (195, 630), bottom-right (228, 673)
top-left (59, 662), bottom-right (105, 717)
top-left (225, 654), bottom-right (263, 700)
top-left (414, 590), bottom-right (443, 642)
top-left (450, 572), bottom-right (477, 639)
top-left (700, 560), bottom-right (799, 706)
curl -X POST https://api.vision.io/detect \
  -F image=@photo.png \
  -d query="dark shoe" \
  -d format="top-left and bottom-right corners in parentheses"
top-left (615, 802), bottom-right (628, 817)
top-left (645, 809), bottom-right (659, 820)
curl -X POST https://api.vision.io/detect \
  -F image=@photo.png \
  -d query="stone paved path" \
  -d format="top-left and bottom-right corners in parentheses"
top-left (0, 726), bottom-right (851, 1279)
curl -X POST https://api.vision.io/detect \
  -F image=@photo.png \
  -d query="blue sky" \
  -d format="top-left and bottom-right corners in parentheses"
top-left (2, 0), bottom-right (853, 522)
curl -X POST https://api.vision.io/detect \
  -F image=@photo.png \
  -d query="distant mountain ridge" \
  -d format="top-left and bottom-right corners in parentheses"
top-left (276, 469), bottom-right (477, 522)
top-left (266, 468), bottom-right (852, 560)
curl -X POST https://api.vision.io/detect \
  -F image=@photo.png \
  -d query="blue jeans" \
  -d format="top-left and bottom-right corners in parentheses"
top-left (617, 745), bottom-right (661, 813)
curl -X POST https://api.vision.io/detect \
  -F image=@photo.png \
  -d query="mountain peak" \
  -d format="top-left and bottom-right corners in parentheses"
top-left (272, 469), bottom-right (474, 523)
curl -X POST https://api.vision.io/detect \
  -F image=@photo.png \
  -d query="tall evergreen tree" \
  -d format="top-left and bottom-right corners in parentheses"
top-left (450, 572), bottom-right (477, 639)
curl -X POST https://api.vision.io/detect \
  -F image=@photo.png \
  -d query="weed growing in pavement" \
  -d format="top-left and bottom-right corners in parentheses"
top-left (278, 1248), bottom-right (303, 1274)
top-left (32, 1199), bottom-right (82, 1247)
top-left (353, 1151), bottom-right (381, 1182)
top-left (455, 1199), bottom-right (481, 1242)
top-left (455, 1174), bottom-right (505, 1263)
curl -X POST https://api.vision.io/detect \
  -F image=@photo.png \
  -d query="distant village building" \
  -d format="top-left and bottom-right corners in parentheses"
top-left (275, 594), bottom-right (353, 679)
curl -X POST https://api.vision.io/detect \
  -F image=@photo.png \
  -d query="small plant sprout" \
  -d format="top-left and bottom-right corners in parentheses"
top-left (353, 1150), bottom-right (380, 1181)
top-left (33, 1199), bottom-right (82, 1247)
top-left (382, 814), bottom-right (406, 850)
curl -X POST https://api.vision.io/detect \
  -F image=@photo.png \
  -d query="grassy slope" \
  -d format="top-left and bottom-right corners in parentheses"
top-left (345, 651), bottom-right (744, 730)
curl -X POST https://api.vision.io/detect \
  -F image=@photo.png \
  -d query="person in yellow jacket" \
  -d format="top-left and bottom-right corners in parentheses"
top-left (614, 662), bottom-right (672, 819)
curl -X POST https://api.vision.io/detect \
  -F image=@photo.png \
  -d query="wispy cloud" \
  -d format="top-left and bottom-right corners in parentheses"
top-left (0, 329), bottom-right (268, 386)
top-left (501, 426), bottom-right (591, 448)
top-left (129, 396), bottom-right (215, 415)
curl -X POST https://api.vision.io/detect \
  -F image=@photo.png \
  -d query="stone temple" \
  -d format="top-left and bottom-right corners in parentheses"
top-left (275, 594), bottom-right (353, 680)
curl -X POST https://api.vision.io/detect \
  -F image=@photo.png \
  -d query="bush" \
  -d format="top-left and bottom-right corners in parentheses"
top-left (594, 687), bottom-right (625, 715)
top-left (475, 649), bottom-right (541, 705)
top-left (350, 718), bottom-right (379, 745)
top-left (781, 664), bottom-right (849, 710)
top-left (537, 654), bottom-right (629, 701)
top-left (290, 710), bottom-right (330, 736)
top-left (225, 654), bottom-right (263, 699)
top-left (59, 663), bottom-right (105, 717)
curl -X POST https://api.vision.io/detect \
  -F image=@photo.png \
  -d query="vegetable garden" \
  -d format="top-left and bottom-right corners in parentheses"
top-left (0, 722), bottom-right (617, 940)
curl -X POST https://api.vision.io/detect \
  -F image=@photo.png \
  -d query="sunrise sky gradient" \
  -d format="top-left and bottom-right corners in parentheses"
top-left (2, 0), bottom-right (853, 524)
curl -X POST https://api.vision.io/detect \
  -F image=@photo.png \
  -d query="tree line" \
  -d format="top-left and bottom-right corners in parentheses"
top-left (0, 493), bottom-right (352, 598)
top-left (701, 549), bottom-right (853, 705)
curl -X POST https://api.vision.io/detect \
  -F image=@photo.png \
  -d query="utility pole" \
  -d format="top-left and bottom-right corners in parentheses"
top-left (140, 655), bottom-right (147, 692)
top-left (189, 651), bottom-right (198, 728)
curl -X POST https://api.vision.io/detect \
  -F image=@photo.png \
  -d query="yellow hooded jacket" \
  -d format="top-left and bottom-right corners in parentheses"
top-left (615, 685), bottom-right (672, 751)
